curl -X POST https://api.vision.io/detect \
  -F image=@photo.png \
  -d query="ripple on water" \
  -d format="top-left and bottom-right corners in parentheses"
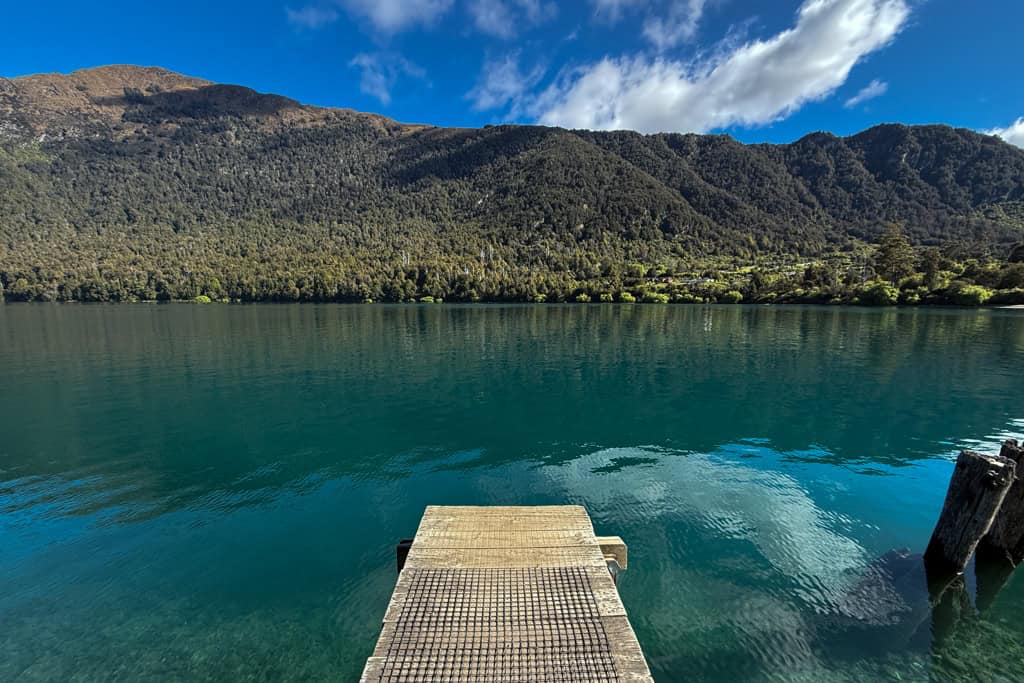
top-left (535, 444), bottom-right (980, 680)
top-left (2, 305), bottom-right (1023, 682)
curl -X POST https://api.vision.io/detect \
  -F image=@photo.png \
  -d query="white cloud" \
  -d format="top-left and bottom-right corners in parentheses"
top-left (843, 78), bottom-right (888, 108)
top-left (468, 0), bottom-right (556, 39)
top-left (285, 5), bottom-right (340, 29)
top-left (466, 53), bottom-right (546, 115)
top-left (468, 0), bottom-right (516, 37)
top-left (590, 0), bottom-right (645, 23)
top-left (592, 0), bottom-right (706, 48)
top-left (531, 0), bottom-right (910, 133)
top-left (643, 0), bottom-right (708, 50)
top-left (341, 0), bottom-right (453, 32)
top-left (987, 118), bottom-right (1024, 149)
top-left (287, 0), bottom-right (451, 32)
top-left (349, 52), bottom-right (427, 105)
top-left (514, 0), bottom-right (556, 24)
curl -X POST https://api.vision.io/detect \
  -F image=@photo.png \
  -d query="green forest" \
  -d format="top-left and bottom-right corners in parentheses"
top-left (2, 67), bottom-right (1024, 306)
top-left (3, 214), bottom-right (1022, 306)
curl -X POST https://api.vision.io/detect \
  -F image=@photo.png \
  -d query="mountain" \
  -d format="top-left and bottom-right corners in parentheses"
top-left (1, 65), bottom-right (1023, 302)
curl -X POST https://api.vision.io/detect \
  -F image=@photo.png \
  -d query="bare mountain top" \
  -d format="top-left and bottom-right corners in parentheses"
top-left (0, 64), bottom-right (410, 140)
top-left (10, 64), bottom-right (210, 99)
top-left (1, 65), bottom-right (209, 137)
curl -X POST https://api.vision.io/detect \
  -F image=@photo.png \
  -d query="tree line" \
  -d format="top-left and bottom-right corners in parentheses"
top-left (3, 223), bottom-right (1022, 306)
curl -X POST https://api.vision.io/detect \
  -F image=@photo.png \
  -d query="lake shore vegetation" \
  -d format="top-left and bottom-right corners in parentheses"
top-left (3, 223), bottom-right (1022, 306)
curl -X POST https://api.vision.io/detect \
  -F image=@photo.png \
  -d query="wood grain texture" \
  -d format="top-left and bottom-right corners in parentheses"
top-left (360, 505), bottom-right (654, 682)
top-left (924, 450), bottom-right (1016, 576)
top-left (404, 545), bottom-right (609, 569)
top-left (978, 440), bottom-right (1024, 565)
top-left (411, 529), bottom-right (595, 549)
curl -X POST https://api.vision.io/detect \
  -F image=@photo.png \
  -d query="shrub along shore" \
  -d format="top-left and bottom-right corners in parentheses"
top-left (3, 226), bottom-right (1023, 307)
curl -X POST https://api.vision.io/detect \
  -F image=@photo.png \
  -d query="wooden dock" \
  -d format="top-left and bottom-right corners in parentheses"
top-left (360, 505), bottom-right (654, 682)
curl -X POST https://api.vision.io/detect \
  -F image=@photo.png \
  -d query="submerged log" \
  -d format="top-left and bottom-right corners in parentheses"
top-left (923, 450), bottom-right (1016, 577)
top-left (977, 440), bottom-right (1024, 566)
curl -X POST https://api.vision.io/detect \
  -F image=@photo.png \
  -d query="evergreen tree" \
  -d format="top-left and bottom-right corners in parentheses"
top-left (921, 247), bottom-right (943, 289)
top-left (874, 224), bottom-right (916, 285)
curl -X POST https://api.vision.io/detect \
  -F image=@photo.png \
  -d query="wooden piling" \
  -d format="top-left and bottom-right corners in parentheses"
top-left (977, 440), bottom-right (1024, 566)
top-left (926, 574), bottom-right (972, 647)
top-left (923, 449), bottom-right (1016, 577)
top-left (973, 549), bottom-right (1015, 612)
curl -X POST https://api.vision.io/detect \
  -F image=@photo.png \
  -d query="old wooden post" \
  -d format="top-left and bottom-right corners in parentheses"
top-left (977, 440), bottom-right (1024, 565)
top-left (972, 440), bottom-right (1024, 611)
top-left (923, 450), bottom-right (1016, 577)
top-left (927, 574), bottom-right (971, 647)
top-left (973, 550), bottom-right (1015, 612)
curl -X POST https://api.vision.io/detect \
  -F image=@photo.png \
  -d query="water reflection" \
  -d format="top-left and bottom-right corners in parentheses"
top-left (1, 304), bottom-right (1023, 680)
top-left (554, 446), bottom-right (869, 598)
top-left (2, 305), bottom-right (1022, 513)
top-left (540, 443), bottom-right (1024, 681)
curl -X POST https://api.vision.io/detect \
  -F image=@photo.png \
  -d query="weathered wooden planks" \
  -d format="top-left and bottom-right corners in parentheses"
top-left (361, 505), bottom-right (654, 682)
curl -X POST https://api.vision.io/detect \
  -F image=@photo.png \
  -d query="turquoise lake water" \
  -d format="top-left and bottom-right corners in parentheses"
top-left (1, 304), bottom-right (1023, 681)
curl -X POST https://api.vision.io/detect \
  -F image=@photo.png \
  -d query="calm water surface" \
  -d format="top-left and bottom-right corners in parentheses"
top-left (2, 304), bottom-right (1023, 682)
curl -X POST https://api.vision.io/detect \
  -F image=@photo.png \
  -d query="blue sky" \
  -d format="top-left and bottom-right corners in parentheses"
top-left (5, 0), bottom-right (1024, 145)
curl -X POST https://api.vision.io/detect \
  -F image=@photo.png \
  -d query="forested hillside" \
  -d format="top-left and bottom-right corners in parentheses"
top-left (1, 65), bottom-right (1023, 303)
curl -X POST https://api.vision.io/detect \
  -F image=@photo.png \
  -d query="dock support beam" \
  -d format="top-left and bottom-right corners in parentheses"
top-left (923, 449), bottom-right (1015, 578)
top-left (597, 535), bottom-right (628, 584)
top-left (396, 538), bottom-right (413, 572)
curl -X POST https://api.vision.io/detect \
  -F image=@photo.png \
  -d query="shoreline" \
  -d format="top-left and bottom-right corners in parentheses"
top-left (4, 300), bottom-right (1024, 310)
